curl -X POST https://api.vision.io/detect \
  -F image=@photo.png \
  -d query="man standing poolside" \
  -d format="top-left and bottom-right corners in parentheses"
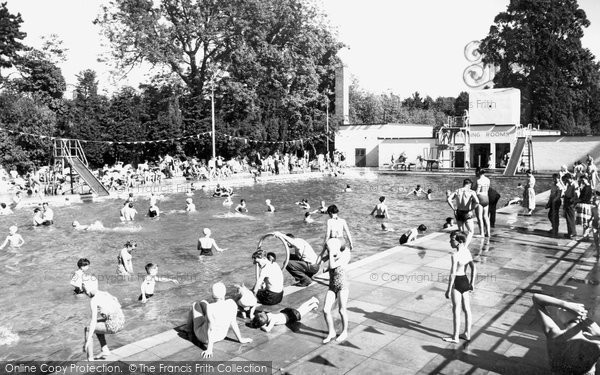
top-left (277, 232), bottom-right (319, 287)
top-left (447, 179), bottom-right (479, 244)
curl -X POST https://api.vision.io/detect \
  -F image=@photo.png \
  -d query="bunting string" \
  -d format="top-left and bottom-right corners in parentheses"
top-left (0, 127), bottom-right (327, 146)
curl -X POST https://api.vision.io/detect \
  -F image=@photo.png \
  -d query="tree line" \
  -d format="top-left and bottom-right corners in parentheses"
top-left (1, 0), bottom-right (599, 173)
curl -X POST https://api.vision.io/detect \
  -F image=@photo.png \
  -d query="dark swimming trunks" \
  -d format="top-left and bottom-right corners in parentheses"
top-left (256, 289), bottom-right (283, 306)
top-left (280, 308), bottom-right (301, 324)
top-left (399, 234), bottom-right (409, 245)
top-left (374, 214), bottom-right (385, 219)
top-left (148, 209), bottom-right (158, 218)
top-left (455, 209), bottom-right (473, 222)
top-left (73, 287), bottom-right (84, 295)
top-left (199, 247), bottom-right (213, 256)
top-left (453, 275), bottom-right (472, 293)
top-left (138, 293), bottom-right (154, 301)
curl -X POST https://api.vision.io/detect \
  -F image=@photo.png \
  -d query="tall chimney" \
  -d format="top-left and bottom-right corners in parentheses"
top-left (335, 65), bottom-right (349, 125)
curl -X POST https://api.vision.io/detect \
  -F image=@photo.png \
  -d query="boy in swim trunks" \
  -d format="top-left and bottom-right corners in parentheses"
top-left (0, 225), bottom-right (25, 249)
top-left (370, 196), bottom-right (390, 219)
top-left (139, 263), bottom-right (180, 303)
top-left (474, 169), bottom-right (491, 237)
top-left (399, 224), bottom-right (427, 244)
top-left (265, 199), bottom-right (275, 212)
top-left (186, 198), bottom-right (196, 212)
top-left (251, 297), bottom-right (319, 332)
top-left (447, 179), bottom-right (479, 245)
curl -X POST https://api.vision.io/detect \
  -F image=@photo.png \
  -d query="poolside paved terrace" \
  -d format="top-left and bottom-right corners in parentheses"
top-left (85, 190), bottom-right (599, 374)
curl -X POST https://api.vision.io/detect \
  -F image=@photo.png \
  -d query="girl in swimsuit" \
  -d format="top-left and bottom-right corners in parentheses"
top-left (197, 228), bottom-right (226, 257)
top-left (443, 231), bottom-right (476, 343)
top-left (318, 238), bottom-right (351, 343)
top-left (323, 205), bottom-right (353, 251)
top-left (82, 278), bottom-right (125, 361)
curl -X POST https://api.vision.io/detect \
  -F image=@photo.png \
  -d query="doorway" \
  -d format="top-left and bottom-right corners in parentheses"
top-left (496, 143), bottom-right (511, 168)
top-left (471, 144), bottom-right (491, 168)
top-left (355, 148), bottom-right (366, 167)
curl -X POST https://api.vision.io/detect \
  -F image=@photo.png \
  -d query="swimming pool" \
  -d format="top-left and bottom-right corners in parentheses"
top-left (0, 172), bottom-right (551, 360)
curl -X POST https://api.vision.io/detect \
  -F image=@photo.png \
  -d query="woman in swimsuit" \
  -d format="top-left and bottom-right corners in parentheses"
top-left (318, 238), bottom-right (351, 343)
top-left (82, 278), bottom-right (125, 361)
top-left (443, 231), bottom-right (476, 343)
top-left (197, 228), bottom-right (226, 257)
top-left (323, 205), bottom-right (353, 251)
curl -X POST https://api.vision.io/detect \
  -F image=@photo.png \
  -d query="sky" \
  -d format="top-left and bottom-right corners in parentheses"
top-left (5, 0), bottom-right (600, 99)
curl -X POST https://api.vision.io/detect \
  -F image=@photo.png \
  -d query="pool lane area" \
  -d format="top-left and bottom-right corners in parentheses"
top-left (95, 189), bottom-right (600, 374)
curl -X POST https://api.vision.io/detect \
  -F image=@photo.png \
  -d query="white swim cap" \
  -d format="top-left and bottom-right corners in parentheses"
top-left (9, 225), bottom-right (17, 234)
top-left (265, 199), bottom-right (271, 204)
top-left (211, 282), bottom-right (226, 299)
top-left (203, 228), bottom-right (211, 236)
top-left (186, 198), bottom-right (193, 204)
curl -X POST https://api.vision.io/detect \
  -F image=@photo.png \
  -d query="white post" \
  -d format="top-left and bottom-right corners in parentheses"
top-left (326, 99), bottom-right (329, 157)
top-left (211, 81), bottom-right (216, 159)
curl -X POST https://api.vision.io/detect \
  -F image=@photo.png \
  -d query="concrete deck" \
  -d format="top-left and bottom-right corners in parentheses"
top-left (98, 192), bottom-right (600, 374)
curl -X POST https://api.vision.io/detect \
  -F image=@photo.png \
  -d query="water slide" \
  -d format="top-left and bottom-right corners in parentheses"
top-left (65, 156), bottom-right (110, 196)
top-left (503, 137), bottom-right (526, 176)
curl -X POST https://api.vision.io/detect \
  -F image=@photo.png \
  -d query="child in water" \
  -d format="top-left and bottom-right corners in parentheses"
top-left (251, 297), bottom-right (319, 332)
top-left (381, 223), bottom-right (395, 232)
top-left (70, 258), bottom-right (90, 294)
top-left (399, 224), bottom-right (427, 244)
top-left (139, 263), bottom-right (180, 303)
top-left (265, 199), bottom-right (275, 212)
top-left (426, 189), bottom-right (433, 200)
top-left (0, 225), bottom-right (25, 249)
top-left (344, 185), bottom-right (352, 192)
top-left (148, 203), bottom-right (160, 218)
top-left (223, 196), bottom-right (233, 206)
top-left (442, 217), bottom-right (458, 231)
top-left (295, 199), bottom-right (310, 209)
top-left (236, 199), bottom-right (248, 213)
top-left (407, 185), bottom-right (425, 197)
top-left (185, 198), bottom-right (196, 212)
top-left (304, 212), bottom-right (314, 223)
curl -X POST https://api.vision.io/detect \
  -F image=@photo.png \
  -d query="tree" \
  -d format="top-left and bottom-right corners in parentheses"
top-left (479, 0), bottom-right (600, 134)
top-left (0, 2), bottom-right (27, 83)
top-left (75, 69), bottom-right (99, 100)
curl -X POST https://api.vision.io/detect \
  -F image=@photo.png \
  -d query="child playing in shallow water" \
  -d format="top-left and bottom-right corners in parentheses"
top-left (223, 196), bottom-right (233, 206)
top-left (304, 212), bottom-right (314, 223)
top-left (70, 258), bottom-right (90, 294)
top-left (236, 199), bottom-right (248, 213)
top-left (0, 225), bottom-right (25, 249)
top-left (295, 199), bottom-right (310, 209)
top-left (139, 263), bottom-right (180, 303)
top-left (265, 199), bottom-right (275, 212)
top-left (251, 297), bottom-right (319, 332)
top-left (185, 198), bottom-right (196, 212)
top-left (399, 224), bottom-right (427, 244)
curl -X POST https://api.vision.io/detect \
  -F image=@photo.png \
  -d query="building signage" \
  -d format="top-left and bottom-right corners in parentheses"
top-left (469, 88), bottom-right (521, 125)
top-left (469, 126), bottom-right (516, 143)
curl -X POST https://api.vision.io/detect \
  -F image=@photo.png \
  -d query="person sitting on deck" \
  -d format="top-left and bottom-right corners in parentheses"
top-left (186, 282), bottom-right (252, 358)
top-left (532, 293), bottom-right (600, 375)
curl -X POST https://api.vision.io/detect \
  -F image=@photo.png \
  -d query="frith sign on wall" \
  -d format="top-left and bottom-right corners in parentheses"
top-left (468, 88), bottom-right (521, 125)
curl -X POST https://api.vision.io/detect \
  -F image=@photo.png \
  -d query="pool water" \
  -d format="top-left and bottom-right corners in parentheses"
top-left (0, 172), bottom-right (550, 360)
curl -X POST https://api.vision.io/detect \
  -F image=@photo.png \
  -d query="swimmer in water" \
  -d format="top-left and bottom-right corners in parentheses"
top-left (370, 196), bottom-right (389, 219)
top-left (0, 225), bottom-right (25, 249)
top-left (381, 223), bottom-right (395, 232)
top-left (304, 212), bottom-right (314, 223)
top-left (186, 189), bottom-right (194, 197)
top-left (407, 185), bottom-right (425, 197)
top-left (148, 203), bottom-right (160, 218)
top-left (223, 196), bottom-right (233, 206)
top-left (149, 193), bottom-right (158, 206)
top-left (72, 221), bottom-right (105, 231)
top-left (0, 202), bottom-right (13, 215)
top-left (139, 263), bottom-right (180, 303)
top-left (265, 199), bottom-right (275, 212)
top-left (443, 217), bottom-right (458, 231)
top-left (295, 199), bottom-right (310, 210)
top-left (399, 224), bottom-right (427, 245)
top-left (311, 201), bottom-right (328, 214)
top-left (426, 189), bottom-right (433, 200)
top-left (236, 199), bottom-right (248, 213)
top-left (185, 198), bottom-right (196, 212)
top-left (344, 185), bottom-right (352, 192)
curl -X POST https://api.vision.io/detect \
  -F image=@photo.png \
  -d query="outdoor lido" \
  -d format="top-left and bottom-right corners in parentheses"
top-left (3, 85), bottom-right (600, 374)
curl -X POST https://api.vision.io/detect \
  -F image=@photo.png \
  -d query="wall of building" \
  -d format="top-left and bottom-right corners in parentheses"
top-left (378, 138), bottom-right (436, 167)
top-left (532, 136), bottom-right (600, 171)
top-left (335, 124), bottom-right (434, 167)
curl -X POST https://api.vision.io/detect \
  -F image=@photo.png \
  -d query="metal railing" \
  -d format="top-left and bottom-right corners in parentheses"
top-left (53, 139), bottom-right (89, 166)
